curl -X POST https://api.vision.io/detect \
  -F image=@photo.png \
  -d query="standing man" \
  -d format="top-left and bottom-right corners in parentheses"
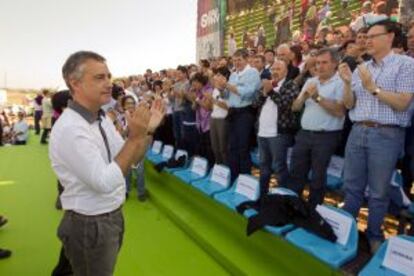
top-left (338, 20), bottom-right (414, 253)
top-left (255, 59), bottom-right (300, 196)
top-left (50, 51), bottom-right (165, 275)
top-left (40, 89), bottom-right (53, 144)
top-left (216, 49), bottom-right (261, 181)
top-left (288, 48), bottom-right (346, 208)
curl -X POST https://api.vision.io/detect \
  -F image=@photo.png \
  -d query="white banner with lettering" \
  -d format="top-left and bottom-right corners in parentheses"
top-left (192, 157), bottom-right (208, 176)
top-left (316, 205), bottom-right (352, 246)
top-left (152, 141), bottom-right (162, 154)
top-left (210, 165), bottom-right (230, 187)
top-left (383, 236), bottom-right (414, 276)
top-left (235, 175), bottom-right (259, 200)
top-left (162, 145), bottom-right (174, 159)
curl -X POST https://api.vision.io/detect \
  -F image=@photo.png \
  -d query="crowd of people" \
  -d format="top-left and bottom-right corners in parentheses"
top-left (92, 18), bottom-right (414, 256)
top-left (1, 3), bottom-right (414, 273)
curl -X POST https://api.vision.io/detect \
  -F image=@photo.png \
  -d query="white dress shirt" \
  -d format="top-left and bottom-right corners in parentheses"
top-left (49, 101), bottom-right (126, 215)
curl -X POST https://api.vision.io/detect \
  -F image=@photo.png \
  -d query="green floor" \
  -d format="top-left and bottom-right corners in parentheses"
top-left (0, 134), bottom-right (228, 275)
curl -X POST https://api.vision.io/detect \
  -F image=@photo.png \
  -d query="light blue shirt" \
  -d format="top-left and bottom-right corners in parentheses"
top-left (301, 74), bottom-right (345, 131)
top-left (349, 52), bottom-right (414, 126)
top-left (227, 65), bottom-right (261, 108)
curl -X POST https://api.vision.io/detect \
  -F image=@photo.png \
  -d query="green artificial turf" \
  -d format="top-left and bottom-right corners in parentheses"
top-left (0, 134), bottom-right (228, 276)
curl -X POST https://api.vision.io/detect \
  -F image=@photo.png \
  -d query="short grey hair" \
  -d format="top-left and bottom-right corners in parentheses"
top-left (62, 51), bottom-right (106, 91)
top-left (316, 47), bottom-right (340, 63)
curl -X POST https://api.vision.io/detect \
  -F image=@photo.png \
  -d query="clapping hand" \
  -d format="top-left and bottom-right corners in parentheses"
top-left (338, 63), bottom-right (352, 84)
top-left (358, 64), bottom-right (377, 93)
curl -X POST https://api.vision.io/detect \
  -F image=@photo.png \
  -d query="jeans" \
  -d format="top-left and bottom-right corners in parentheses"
top-left (126, 162), bottom-right (145, 197)
top-left (343, 124), bottom-right (405, 241)
top-left (172, 111), bottom-right (183, 148)
top-left (227, 107), bottom-right (255, 182)
top-left (258, 134), bottom-right (293, 196)
top-left (286, 129), bottom-right (341, 208)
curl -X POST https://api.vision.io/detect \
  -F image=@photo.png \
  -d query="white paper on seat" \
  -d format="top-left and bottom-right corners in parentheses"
top-left (316, 205), bottom-right (352, 246)
top-left (175, 150), bottom-right (187, 159)
top-left (152, 141), bottom-right (162, 154)
top-left (210, 165), bottom-right (230, 187)
top-left (191, 157), bottom-right (208, 176)
top-left (235, 175), bottom-right (259, 200)
top-left (162, 145), bottom-right (174, 159)
top-left (327, 156), bottom-right (344, 178)
top-left (383, 236), bottom-right (414, 276)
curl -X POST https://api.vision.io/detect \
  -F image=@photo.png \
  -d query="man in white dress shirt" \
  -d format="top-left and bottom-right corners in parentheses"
top-left (49, 51), bottom-right (165, 275)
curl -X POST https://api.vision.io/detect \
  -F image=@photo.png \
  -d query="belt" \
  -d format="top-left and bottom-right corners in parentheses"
top-left (66, 206), bottom-right (122, 218)
top-left (228, 105), bottom-right (252, 113)
top-left (302, 129), bottom-right (342, 134)
top-left (356, 121), bottom-right (401, 128)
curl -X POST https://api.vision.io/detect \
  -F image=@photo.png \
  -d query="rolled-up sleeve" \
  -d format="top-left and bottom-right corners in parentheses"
top-left (57, 125), bottom-right (125, 194)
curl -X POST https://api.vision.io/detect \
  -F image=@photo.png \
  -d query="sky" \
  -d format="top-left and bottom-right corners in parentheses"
top-left (0, 0), bottom-right (197, 89)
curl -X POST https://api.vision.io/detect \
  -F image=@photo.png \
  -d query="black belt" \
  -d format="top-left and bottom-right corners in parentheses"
top-left (228, 105), bottom-right (253, 114)
top-left (356, 121), bottom-right (402, 128)
top-left (66, 206), bottom-right (122, 218)
top-left (302, 129), bottom-right (342, 134)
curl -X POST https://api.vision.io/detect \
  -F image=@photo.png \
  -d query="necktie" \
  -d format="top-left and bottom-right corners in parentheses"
top-left (97, 117), bottom-right (112, 163)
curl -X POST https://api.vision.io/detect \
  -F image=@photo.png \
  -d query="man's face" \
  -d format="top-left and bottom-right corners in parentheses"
top-left (71, 59), bottom-right (112, 109)
top-left (176, 70), bottom-right (185, 81)
top-left (316, 52), bottom-right (336, 80)
top-left (366, 25), bottom-right (393, 56)
top-left (264, 52), bottom-right (275, 64)
top-left (252, 58), bottom-right (264, 71)
top-left (271, 61), bottom-right (287, 82)
top-left (233, 56), bottom-right (248, 71)
top-left (356, 32), bottom-right (367, 48)
top-left (276, 47), bottom-right (291, 63)
top-left (346, 43), bottom-right (360, 57)
top-left (218, 58), bottom-right (228, 67)
top-left (408, 26), bottom-right (414, 52)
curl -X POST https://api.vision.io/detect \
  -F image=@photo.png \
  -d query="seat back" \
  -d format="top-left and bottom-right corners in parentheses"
top-left (190, 156), bottom-right (209, 177)
top-left (234, 174), bottom-right (260, 201)
top-left (151, 140), bottom-right (163, 154)
top-left (269, 187), bottom-right (298, 197)
top-left (161, 145), bottom-right (174, 160)
top-left (209, 164), bottom-right (231, 188)
top-left (315, 205), bottom-right (357, 250)
top-left (327, 155), bottom-right (344, 181)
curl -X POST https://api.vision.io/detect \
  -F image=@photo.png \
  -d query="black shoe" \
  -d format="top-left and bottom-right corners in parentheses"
top-left (0, 249), bottom-right (11, 259)
top-left (55, 198), bottom-right (62, 210)
top-left (0, 216), bottom-right (8, 228)
top-left (40, 141), bottom-right (48, 145)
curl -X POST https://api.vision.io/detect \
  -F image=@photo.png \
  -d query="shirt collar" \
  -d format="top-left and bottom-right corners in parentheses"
top-left (68, 100), bottom-right (105, 124)
top-left (318, 72), bottom-right (339, 84)
top-left (237, 64), bottom-right (251, 75)
top-left (371, 51), bottom-right (395, 67)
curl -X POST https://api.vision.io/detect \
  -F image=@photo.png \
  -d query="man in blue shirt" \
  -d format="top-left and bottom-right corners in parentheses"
top-left (216, 49), bottom-right (261, 180)
top-left (338, 20), bottom-right (414, 253)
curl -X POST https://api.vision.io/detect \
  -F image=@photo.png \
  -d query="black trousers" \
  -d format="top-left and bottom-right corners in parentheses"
top-left (285, 129), bottom-right (342, 208)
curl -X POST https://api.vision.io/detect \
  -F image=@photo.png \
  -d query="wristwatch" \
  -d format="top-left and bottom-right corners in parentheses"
top-left (372, 87), bottom-right (380, 96)
top-left (315, 95), bottom-right (322, 103)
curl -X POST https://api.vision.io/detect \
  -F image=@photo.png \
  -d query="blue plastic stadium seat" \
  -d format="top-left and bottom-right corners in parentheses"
top-left (164, 150), bottom-right (189, 173)
top-left (173, 156), bottom-right (209, 184)
top-left (359, 235), bottom-right (414, 276)
top-left (149, 145), bottom-right (174, 165)
top-left (243, 187), bottom-right (297, 236)
top-left (191, 164), bottom-right (231, 196)
top-left (250, 148), bottom-right (260, 168)
top-left (146, 140), bottom-right (163, 161)
top-left (326, 156), bottom-right (345, 190)
top-left (213, 174), bottom-right (260, 211)
top-left (285, 206), bottom-right (358, 268)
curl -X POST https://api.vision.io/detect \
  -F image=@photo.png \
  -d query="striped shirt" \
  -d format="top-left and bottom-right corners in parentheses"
top-left (349, 52), bottom-right (414, 127)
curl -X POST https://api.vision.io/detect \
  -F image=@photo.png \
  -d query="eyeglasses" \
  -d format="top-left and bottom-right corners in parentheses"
top-left (366, 32), bottom-right (388, 40)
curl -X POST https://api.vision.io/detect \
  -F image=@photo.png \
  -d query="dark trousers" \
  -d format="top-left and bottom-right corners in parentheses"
top-left (210, 118), bottom-right (228, 164)
top-left (258, 134), bottom-right (294, 196)
top-left (286, 129), bottom-right (341, 208)
top-left (34, 111), bottom-right (42, 135)
top-left (227, 107), bottom-right (255, 182)
top-left (182, 124), bottom-right (199, 157)
top-left (56, 208), bottom-right (124, 276)
top-left (199, 130), bottom-right (214, 166)
top-left (172, 111), bottom-right (183, 148)
top-left (41, 128), bottom-right (50, 143)
top-left (14, 140), bottom-right (27, 145)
